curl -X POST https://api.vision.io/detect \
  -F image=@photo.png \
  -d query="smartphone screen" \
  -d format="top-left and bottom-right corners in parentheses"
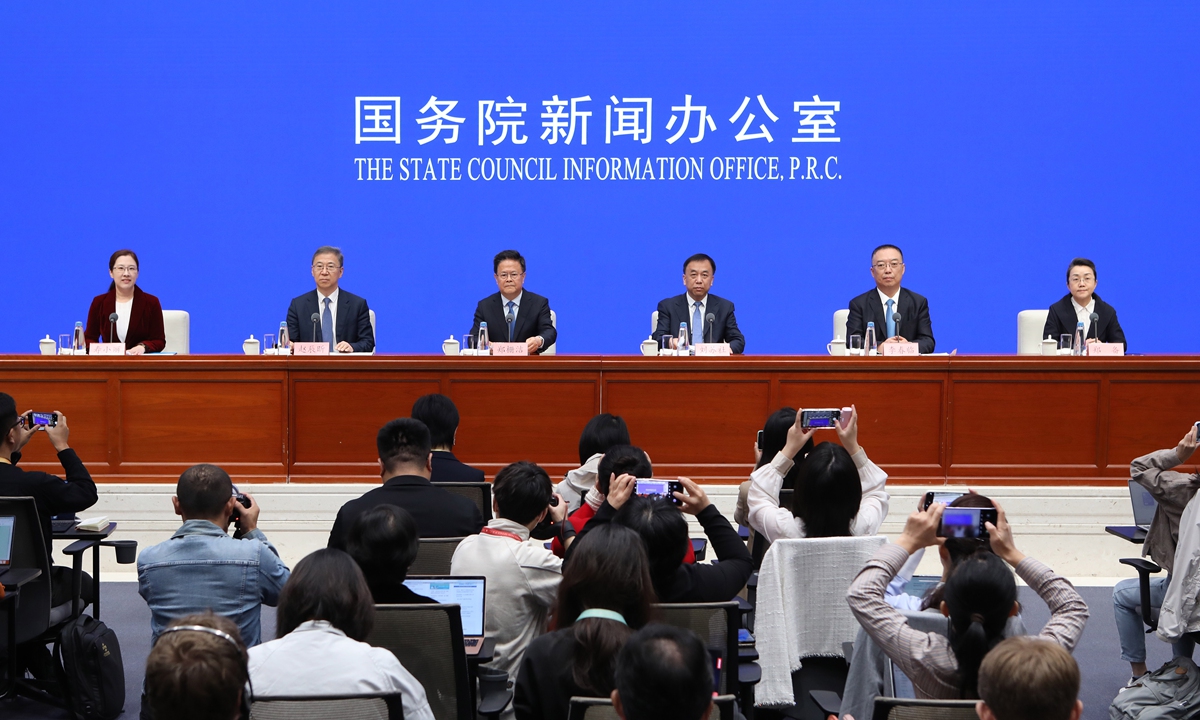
top-left (938, 507), bottom-right (997, 539)
top-left (800, 409), bottom-right (841, 429)
top-left (27, 412), bottom-right (56, 428)
top-left (924, 491), bottom-right (964, 509)
top-left (634, 479), bottom-right (682, 506)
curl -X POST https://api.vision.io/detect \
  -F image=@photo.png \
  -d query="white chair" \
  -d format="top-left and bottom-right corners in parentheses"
top-left (368, 309), bottom-right (376, 353)
top-left (543, 310), bottom-right (557, 355)
top-left (651, 310), bottom-right (659, 335)
top-left (833, 308), bottom-right (849, 342)
top-left (1017, 309), bottom-right (1049, 354)
top-left (161, 310), bottom-right (190, 354)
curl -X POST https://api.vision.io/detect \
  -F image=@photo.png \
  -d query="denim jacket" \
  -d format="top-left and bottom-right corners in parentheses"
top-left (137, 519), bottom-right (291, 646)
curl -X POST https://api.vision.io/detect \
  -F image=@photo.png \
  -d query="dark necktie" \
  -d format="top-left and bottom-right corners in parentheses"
top-left (886, 298), bottom-right (896, 338)
top-left (322, 297), bottom-right (334, 352)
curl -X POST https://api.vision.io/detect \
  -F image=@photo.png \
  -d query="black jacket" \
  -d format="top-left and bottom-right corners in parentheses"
top-left (845, 287), bottom-right (935, 354)
top-left (515, 627), bottom-right (602, 720)
top-left (1042, 293), bottom-right (1127, 350)
top-left (430, 451), bottom-right (486, 484)
top-left (327, 475), bottom-right (484, 549)
top-left (0, 449), bottom-right (98, 558)
top-left (654, 293), bottom-right (745, 353)
top-left (471, 291), bottom-right (556, 353)
top-left (285, 288), bottom-right (375, 353)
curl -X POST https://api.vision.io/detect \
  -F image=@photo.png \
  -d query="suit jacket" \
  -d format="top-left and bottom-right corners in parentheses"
top-left (84, 286), bottom-right (166, 352)
top-left (286, 288), bottom-right (375, 353)
top-left (470, 291), bottom-right (556, 353)
top-left (430, 450), bottom-right (486, 484)
top-left (654, 293), bottom-right (746, 354)
top-left (845, 287), bottom-right (935, 354)
top-left (327, 475), bottom-right (484, 550)
top-left (1042, 293), bottom-right (1126, 350)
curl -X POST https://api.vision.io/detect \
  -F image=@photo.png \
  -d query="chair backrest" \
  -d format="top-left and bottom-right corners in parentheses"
top-left (367, 604), bottom-right (471, 720)
top-left (568, 694), bottom-right (737, 720)
top-left (1017, 309), bottom-right (1049, 354)
top-left (544, 309), bottom-right (557, 355)
top-left (651, 310), bottom-right (659, 335)
top-left (250, 692), bottom-right (403, 720)
top-left (653, 601), bottom-right (739, 696)
top-left (409, 537), bottom-right (466, 577)
top-left (433, 482), bottom-right (493, 521)
top-left (369, 309), bottom-right (377, 348)
top-left (0, 497), bottom-right (52, 644)
top-left (872, 697), bottom-right (979, 720)
top-left (161, 309), bottom-right (190, 354)
top-left (833, 308), bottom-right (850, 341)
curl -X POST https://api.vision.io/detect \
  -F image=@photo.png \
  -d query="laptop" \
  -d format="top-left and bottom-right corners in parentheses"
top-left (1129, 481), bottom-right (1158, 532)
top-left (403, 576), bottom-right (487, 656)
top-left (0, 516), bottom-right (15, 568)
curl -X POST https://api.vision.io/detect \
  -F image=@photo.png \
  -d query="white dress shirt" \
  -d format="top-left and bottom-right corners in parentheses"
top-left (876, 288), bottom-right (901, 337)
top-left (248, 620), bottom-right (433, 720)
top-left (114, 298), bottom-right (132, 342)
top-left (318, 286), bottom-right (339, 345)
top-left (686, 293), bottom-right (709, 344)
top-left (1072, 296), bottom-right (1096, 338)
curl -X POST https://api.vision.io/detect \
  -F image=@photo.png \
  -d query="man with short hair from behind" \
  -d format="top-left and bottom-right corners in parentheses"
top-left (327, 418), bottom-right (483, 548)
top-left (411, 393), bottom-right (484, 483)
top-left (613, 624), bottom-right (714, 720)
top-left (654, 253), bottom-right (745, 353)
top-left (137, 464), bottom-right (290, 646)
top-left (285, 245), bottom-right (375, 353)
top-left (144, 612), bottom-right (249, 720)
top-left (976, 636), bottom-right (1083, 720)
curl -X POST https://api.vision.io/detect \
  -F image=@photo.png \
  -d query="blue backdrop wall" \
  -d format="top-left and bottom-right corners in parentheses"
top-left (2, 2), bottom-right (1197, 354)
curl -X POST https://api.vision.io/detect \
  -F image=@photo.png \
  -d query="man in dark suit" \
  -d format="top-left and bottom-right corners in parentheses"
top-left (654, 253), bottom-right (746, 353)
top-left (285, 246), bottom-right (375, 353)
top-left (471, 249), bottom-right (556, 354)
top-left (1042, 257), bottom-right (1127, 350)
top-left (327, 418), bottom-right (483, 547)
top-left (411, 393), bottom-right (485, 483)
top-left (845, 244), bottom-right (935, 354)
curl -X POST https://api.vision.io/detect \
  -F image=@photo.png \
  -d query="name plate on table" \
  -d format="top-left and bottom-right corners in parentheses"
top-left (693, 343), bottom-right (732, 357)
top-left (292, 342), bottom-right (330, 356)
top-left (88, 343), bottom-right (125, 356)
top-left (1087, 342), bottom-right (1125, 356)
top-left (881, 342), bottom-right (920, 356)
top-left (490, 342), bottom-right (529, 356)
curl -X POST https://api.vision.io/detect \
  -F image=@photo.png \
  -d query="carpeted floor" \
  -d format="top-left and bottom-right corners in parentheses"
top-left (0, 584), bottom-right (1170, 719)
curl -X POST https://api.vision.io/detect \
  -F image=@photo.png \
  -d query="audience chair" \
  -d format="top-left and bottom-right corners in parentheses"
top-left (367, 603), bottom-right (510, 720)
top-left (410, 537), bottom-right (466, 576)
top-left (870, 697), bottom-right (978, 720)
top-left (433, 482), bottom-right (493, 521)
top-left (567, 694), bottom-right (738, 720)
top-left (249, 692), bottom-right (403, 720)
top-left (654, 601), bottom-right (757, 714)
top-left (1016, 309), bottom-right (1050, 354)
top-left (161, 310), bottom-right (190, 354)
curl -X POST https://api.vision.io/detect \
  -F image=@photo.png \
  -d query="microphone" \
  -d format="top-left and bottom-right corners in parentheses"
top-left (506, 311), bottom-right (516, 342)
top-left (891, 312), bottom-right (902, 339)
top-left (705, 313), bottom-right (715, 344)
top-left (1089, 312), bottom-right (1100, 341)
top-left (108, 312), bottom-right (118, 343)
top-left (310, 312), bottom-right (320, 343)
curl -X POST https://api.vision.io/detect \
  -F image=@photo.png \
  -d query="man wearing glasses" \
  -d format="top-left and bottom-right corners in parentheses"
top-left (1042, 257), bottom-right (1126, 350)
top-left (845, 244), bottom-right (936, 353)
top-left (285, 246), bottom-right (375, 353)
top-left (471, 249), bottom-right (556, 354)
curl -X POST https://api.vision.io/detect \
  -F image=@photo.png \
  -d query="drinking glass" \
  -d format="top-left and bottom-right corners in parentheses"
top-left (1060, 334), bottom-right (1073, 352)
top-left (263, 334), bottom-right (276, 353)
top-left (462, 334), bottom-right (475, 355)
top-left (848, 334), bottom-right (863, 356)
top-left (660, 335), bottom-right (674, 355)
top-left (58, 334), bottom-right (72, 355)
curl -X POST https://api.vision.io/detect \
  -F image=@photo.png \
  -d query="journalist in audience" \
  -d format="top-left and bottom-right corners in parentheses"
top-left (577, 472), bottom-right (752, 602)
top-left (328, 418), bottom-right (483, 548)
top-left (84, 248), bottom-right (166, 354)
top-left (515, 524), bottom-right (656, 720)
top-left (412, 393), bottom-right (485, 483)
top-left (138, 464), bottom-right (290, 646)
top-left (248, 548), bottom-right (433, 720)
top-left (612, 624), bottom-right (714, 720)
top-left (144, 613), bottom-right (248, 720)
top-left (977, 636), bottom-right (1083, 720)
top-left (847, 501), bottom-right (1088, 699)
top-left (451, 461), bottom-right (576, 683)
top-left (887, 493), bottom-right (998, 611)
top-left (734, 407), bottom-right (815, 527)
top-left (746, 405), bottom-right (889, 541)
top-left (558, 413), bottom-right (631, 512)
top-left (1113, 423), bottom-right (1200, 686)
top-left (345, 504), bottom-right (435, 604)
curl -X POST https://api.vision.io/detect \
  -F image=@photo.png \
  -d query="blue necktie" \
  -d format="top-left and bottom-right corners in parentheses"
top-left (506, 300), bottom-right (515, 341)
top-left (885, 298), bottom-right (895, 339)
top-left (692, 301), bottom-right (703, 344)
top-left (322, 297), bottom-right (334, 352)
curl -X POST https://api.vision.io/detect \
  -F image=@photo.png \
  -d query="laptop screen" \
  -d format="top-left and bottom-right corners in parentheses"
top-left (402, 577), bottom-right (486, 637)
top-left (1129, 481), bottom-right (1158, 526)
top-left (0, 516), bottom-right (14, 567)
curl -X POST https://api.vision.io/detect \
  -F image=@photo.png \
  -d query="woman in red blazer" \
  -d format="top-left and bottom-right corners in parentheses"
top-left (84, 249), bottom-right (166, 354)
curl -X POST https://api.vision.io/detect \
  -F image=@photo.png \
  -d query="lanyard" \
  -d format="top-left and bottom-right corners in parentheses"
top-left (481, 526), bottom-right (524, 542)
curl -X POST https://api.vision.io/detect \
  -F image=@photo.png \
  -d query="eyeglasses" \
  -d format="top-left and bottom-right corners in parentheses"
top-left (1069, 275), bottom-right (1095, 283)
top-left (312, 264), bottom-right (341, 272)
top-left (497, 272), bottom-right (524, 281)
top-left (112, 265), bottom-right (138, 274)
top-left (872, 261), bottom-right (903, 270)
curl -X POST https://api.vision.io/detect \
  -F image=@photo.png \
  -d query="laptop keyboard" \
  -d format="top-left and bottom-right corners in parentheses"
top-left (465, 638), bottom-right (480, 648)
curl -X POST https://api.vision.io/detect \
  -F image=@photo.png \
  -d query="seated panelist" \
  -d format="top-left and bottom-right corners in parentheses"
top-left (845, 244), bottom-right (935, 353)
top-left (653, 253), bottom-right (745, 353)
top-left (1042, 257), bottom-right (1126, 350)
top-left (84, 249), bottom-right (166, 355)
top-left (286, 246), bottom-right (375, 353)
top-left (471, 249), bottom-right (556, 354)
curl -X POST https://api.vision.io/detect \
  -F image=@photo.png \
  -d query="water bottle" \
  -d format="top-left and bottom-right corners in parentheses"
top-left (72, 321), bottom-right (85, 354)
top-left (865, 322), bottom-right (878, 356)
top-left (478, 322), bottom-right (490, 355)
top-left (278, 321), bottom-right (290, 353)
top-left (677, 323), bottom-right (689, 355)
top-left (1073, 322), bottom-right (1084, 356)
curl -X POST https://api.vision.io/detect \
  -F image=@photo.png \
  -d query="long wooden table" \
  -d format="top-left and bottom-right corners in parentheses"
top-left (4, 355), bottom-right (1199, 485)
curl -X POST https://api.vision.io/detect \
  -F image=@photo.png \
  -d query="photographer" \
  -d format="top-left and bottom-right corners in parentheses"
top-left (137, 463), bottom-right (290, 647)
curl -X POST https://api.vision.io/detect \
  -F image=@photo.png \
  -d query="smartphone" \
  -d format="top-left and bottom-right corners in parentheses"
top-left (937, 507), bottom-right (998, 540)
top-left (634, 478), bottom-right (683, 506)
top-left (756, 430), bottom-right (763, 450)
top-left (923, 491), bottom-right (964, 510)
top-left (24, 412), bottom-right (57, 429)
top-left (800, 408), bottom-right (843, 430)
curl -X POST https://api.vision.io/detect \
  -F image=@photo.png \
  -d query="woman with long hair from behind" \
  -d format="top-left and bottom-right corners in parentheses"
top-left (514, 524), bottom-right (656, 720)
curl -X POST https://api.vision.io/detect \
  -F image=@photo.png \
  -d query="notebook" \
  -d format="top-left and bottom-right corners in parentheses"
top-left (403, 576), bottom-right (487, 656)
top-left (1129, 481), bottom-right (1158, 532)
top-left (0, 516), bottom-right (15, 567)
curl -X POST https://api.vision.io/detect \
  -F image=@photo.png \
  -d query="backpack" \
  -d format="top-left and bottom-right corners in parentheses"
top-left (55, 613), bottom-right (126, 720)
top-left (1111, 657), bottom-right (1200, 720)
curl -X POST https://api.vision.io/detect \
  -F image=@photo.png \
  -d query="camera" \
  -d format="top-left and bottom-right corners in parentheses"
top-left (937, 507), bottom-right (998, 540)
top-left (800, 408), bottom-right (852, 430)
top-left (635, 478), bottom-right (684, 506)
top-left (23, 412), bottom-right (57, 429)
top-left (922, 491), bottom-right (964, 510)
top-left (230, 484), bottom-right (252, 528)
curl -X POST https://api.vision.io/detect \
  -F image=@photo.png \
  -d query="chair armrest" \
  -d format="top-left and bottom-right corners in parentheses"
top-left (738, 646), bottom-right (759, 663)
top-left (746, 572), bottom-right (758, 589)
top-left (475, 666), bottom-right (512, 718)
top-left (692, 538), bottom-right (708, 562)
top-left (0, 568), bottom-right (42, 590)
top-left (809, 689), bottom-right (841, 716)
top-left (1120, 557), bottom-right (1164, 631)
top-left (738, 662), bottom-right (761, 686)
top-left (1119, 558), bottom-right (1162, 574)
top-left (62, 539), bottom-right (98, 556)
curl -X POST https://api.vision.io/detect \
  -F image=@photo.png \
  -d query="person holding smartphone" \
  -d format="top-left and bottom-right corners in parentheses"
top-left (84, 248), bottom-right (166, 354)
